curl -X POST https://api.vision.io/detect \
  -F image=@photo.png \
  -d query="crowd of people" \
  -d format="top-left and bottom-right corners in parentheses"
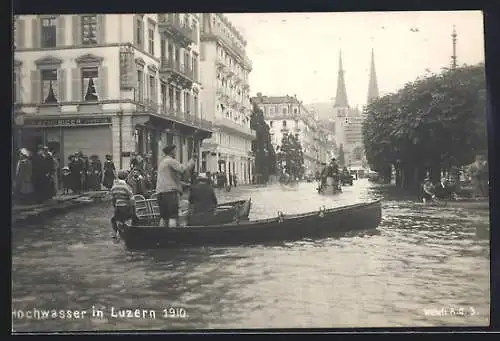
top-left (421, 155), bottom-right (489, 203)
top-left (13, 146), bottom-right (119, 205)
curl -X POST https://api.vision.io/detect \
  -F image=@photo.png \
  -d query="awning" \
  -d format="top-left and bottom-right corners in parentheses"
top-left (133, 113), bottom-right (213, 140)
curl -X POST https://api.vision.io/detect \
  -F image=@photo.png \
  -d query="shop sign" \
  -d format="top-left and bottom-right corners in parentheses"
top-left (24, 117), bottom-right (112, 127)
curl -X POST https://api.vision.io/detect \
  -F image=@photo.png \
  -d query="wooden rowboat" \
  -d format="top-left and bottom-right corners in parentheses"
top-left (117, 200), bottom-right (382, 250)
top-left (133, 195), bottom-right (251, 227)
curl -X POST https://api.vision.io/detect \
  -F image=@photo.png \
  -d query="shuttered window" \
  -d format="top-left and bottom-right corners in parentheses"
top-left (82, 15), bottom-right (97, 45)
top-left (41, 17), bottom-right (57, 48)
top-left (148, 23), bottom-right (155, 55)
top-left (168, 86), bottom-right (174, 111)
top-left (137, 69), bottom-right (144, 102)
top-left (149, 74), bottom-right (156, 103)
top-left (135, 17), bottom-right (144, 49)
top-left (184, 92), bottom-right (190, 116)
top-left (194, 95), bottom-right (198, 116)
top-left (175, 90), bottom-right (181, 113)
top-left (160, 82), bottom-right (167, 112)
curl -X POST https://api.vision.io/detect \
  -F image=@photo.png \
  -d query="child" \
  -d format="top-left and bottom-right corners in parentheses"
top-left (61, 166), bottom-right (72, 195)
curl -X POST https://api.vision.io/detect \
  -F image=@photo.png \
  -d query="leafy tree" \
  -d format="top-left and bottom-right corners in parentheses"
top-left (362, 63), bottom-right (486, 189)
top-left (277, 133), bottom-right (305, 178)
top-left (250, 103), bottom-right (277, 183)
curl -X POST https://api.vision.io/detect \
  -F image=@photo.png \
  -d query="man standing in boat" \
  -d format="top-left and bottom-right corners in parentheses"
top-left (156, 144), bottom-right (196, 228)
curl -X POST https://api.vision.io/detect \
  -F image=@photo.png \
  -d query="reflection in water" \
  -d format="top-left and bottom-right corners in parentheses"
top-left (12, 179), bottom-right (490, 331)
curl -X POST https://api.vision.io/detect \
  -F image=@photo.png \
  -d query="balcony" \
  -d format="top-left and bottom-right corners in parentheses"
top-left (164, 109), bottom-right (213, 132)
top-left (233, 74), bottom-right (242, 85)
top-left (216, 88), bottom-right (229, 102)
top-left (137, 99), bottom-right (160, 114)
top-left (201, 30), bottom-right (252, 70)
top-left (230, 99), bottom-right (239, 109)
top-left (158, 14), bottom-right (195, 48)
top-left (216, 56), bottom-right (227, 71)
top-left (224, 68), bottom-right (235, 78)
top-left (214, 117), bottom-right (256, 140)
top-left (160, 58), bottom-right (195, 90)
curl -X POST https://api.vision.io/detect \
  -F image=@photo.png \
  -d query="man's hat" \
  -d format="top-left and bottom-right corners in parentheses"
top-left (162, 144), bottom-right (176, 155)
top-left (197, 172), bottom-right (210, 182)
top-left (331, 157), bottom-right (336, 162)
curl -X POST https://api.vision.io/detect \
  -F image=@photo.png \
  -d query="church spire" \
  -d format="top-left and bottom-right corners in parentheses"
top-left (334, 50), bottom-right (349, 108)
top-left (367, 48), bottom-right (379, 104)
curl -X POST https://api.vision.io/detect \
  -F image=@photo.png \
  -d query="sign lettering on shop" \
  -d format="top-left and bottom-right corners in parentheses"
top-left (24, 117), bottom-right (112, 127)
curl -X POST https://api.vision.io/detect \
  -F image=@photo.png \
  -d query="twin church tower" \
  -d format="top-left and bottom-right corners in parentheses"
top-left (333, 48), bottom-right (379, 166)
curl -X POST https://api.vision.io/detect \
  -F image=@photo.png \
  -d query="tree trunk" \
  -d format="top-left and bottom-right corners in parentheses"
top-left (395, 164), bottom-right (402, 187)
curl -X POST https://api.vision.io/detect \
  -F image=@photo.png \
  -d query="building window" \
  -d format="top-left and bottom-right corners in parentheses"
top-left (295, 119), bottom-right (299, 129)
top-left (137, 69), bottom-right (144, 102)
top-left (148, 24), bottom-right (155, 55)
top-left (282, 120), bottom-right (287, 128)
top-left (184, 51), bottom-right (190, 72)
top-left (136, 17), bottom-right (144, 48)
top-left (192, 55), bottom-right (198, 80)
top-left (194, 95), bottom-right (198, 115)
top-left (175, 89), bottom-right (181, 112)
top-left (41, 69), bottom-right (58, 103)
top-left (168, 86), bottom-right (174, 111)
top-left (81, 67), bottom-right (99, 101)
top-left (282, 107), bottom-right (287, 114)
top-left (270, 107), bottom-right (274, 114)
top-left (184, 92), bottom-right (190, 116)
top-left (41, 17), bottom-right (57, 48)
top-left (269, 121), bottom-right (273, 128)
top-left (294, 108), bottom-right (298, 114)
top-left (149, 75), bottom-right (156, 102)
top-left (82, 15), bottom-right (97, 45)
top-left (161, 82), bottom-right (167, 111)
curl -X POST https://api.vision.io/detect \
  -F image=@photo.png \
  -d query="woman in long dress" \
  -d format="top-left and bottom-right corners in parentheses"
top-left (15, 149), bottom-right (34, 204)
top-left (102, 154), bottom-right (116, 190)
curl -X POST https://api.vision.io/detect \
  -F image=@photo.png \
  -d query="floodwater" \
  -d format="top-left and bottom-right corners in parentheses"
top-left (11, 179), bottom-right (490, 331)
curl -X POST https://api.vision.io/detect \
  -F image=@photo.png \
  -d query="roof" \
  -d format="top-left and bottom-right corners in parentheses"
top-left (252, 95), bottom-right (299, 105)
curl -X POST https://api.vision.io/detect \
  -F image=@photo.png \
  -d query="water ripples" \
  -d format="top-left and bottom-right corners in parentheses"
top-left (12, 179), bottom-right (490, 331)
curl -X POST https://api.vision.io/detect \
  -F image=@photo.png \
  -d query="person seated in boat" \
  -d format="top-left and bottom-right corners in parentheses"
top-left (127, 168), bottom-right (148, 196)
top-left (110, 170), bottom-right (137, 238)
top-left (156, 144), bottom-right (196, 228)
top-left (421, 177), bottom-right (436, 203)
top-left (188, 172), bottom-right (218, 225)
top-left (435, 176), bottom-right (456, 200)
top-left (321, 158), bottom-right (340, 189)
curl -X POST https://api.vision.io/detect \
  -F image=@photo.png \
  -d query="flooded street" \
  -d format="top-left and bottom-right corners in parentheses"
top-left (12, 179), bottom-right (490, 331)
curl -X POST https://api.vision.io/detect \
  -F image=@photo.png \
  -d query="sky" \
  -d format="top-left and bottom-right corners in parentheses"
top-left (225, 11), bottom-right (485, 108)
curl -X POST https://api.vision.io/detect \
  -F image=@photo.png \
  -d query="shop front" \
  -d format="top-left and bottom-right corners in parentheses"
top-left (21, 116), bottom-right (113, 167)
top-left (133, 114), bottom-right (211, 172)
